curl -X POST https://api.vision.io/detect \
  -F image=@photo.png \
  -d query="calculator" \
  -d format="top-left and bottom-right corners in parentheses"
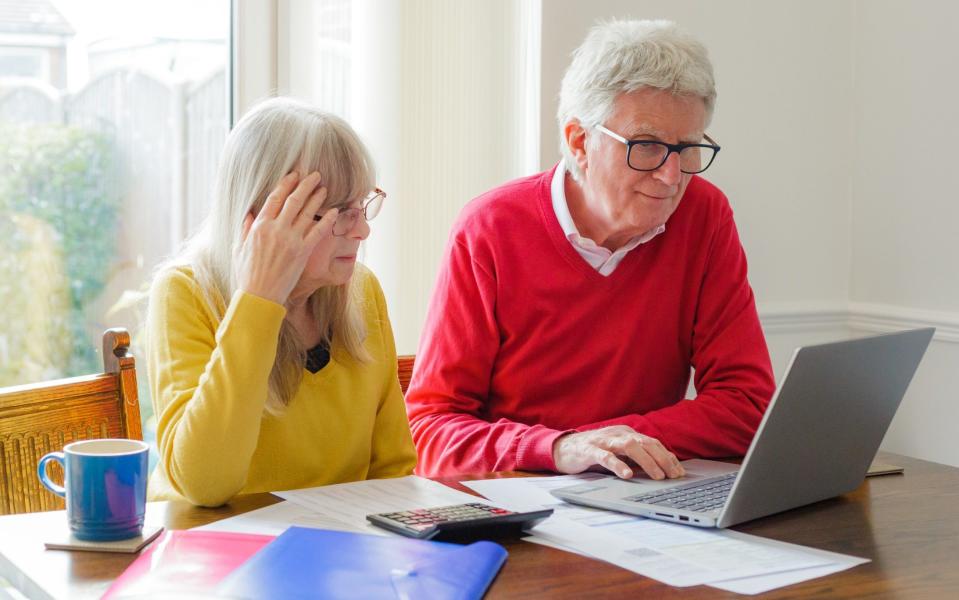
top-left (367, 502), bottom-right (553, 541)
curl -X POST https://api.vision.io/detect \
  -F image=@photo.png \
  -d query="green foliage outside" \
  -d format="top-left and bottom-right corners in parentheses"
top-left (0, 122), bottom-right (121, 382)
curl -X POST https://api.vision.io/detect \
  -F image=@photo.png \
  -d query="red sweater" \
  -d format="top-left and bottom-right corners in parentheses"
top-left (406, 166), bottom-right (775, 477)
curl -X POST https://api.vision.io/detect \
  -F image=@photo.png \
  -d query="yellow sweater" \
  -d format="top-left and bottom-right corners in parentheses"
top-left (145, 264), bottom-right (416, 506)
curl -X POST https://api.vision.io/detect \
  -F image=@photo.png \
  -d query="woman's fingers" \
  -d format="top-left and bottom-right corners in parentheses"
top-left (261, 171), bottom-right (300, 220)
top-left (295, 185), bottom-right (329, 231)
top-left (307, 207), bottom-right (339, 244)
top-left (234, 171), bottom-right (334, 306)
top-left (278, 171), bottom-right (322, 224)
top-left (240, 211), bottom-right (254, 242)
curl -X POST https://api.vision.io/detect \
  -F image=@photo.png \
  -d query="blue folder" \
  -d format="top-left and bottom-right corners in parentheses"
top-left (216, 526), bottom-right (508, 599)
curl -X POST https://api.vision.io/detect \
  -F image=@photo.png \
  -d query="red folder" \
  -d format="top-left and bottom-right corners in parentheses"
top-left (101, 530), bottom-right (275, 598)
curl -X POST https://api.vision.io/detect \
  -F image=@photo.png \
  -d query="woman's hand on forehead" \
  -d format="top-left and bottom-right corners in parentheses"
top-left (232, 170), bottom-right (339, 305)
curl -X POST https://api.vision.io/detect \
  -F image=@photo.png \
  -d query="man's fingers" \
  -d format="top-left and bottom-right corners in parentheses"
top-left (622, 437), bottom-right (683, 479)
top-left (666, 451), bottom-right (685, 477)
top-left (621, 439), bottom-right (666, 480)
top-left (553, 428), bottom-right (684, 480)
top-left (262, 171), bottom-right (300, 219)
top-left (639, 436), bottom-right (684, 478)
top-left (594, 448), bottom-right (633, 479)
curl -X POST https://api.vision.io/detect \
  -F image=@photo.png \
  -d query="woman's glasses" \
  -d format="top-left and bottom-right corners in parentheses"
top-left (313, 187), bottom-right (386, 236)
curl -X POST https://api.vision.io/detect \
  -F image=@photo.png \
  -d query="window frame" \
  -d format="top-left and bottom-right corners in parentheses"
top-left (230, 0), bottom-right (279, 126)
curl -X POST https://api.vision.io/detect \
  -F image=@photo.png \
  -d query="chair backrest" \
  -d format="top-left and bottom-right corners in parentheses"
top-left (0, 328), bottom-right (142, 515)
top-left (397, 355), bottom-right (415, 395)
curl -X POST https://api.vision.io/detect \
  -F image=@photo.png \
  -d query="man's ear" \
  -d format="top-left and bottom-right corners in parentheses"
top-left (564, 120), bottom-right (589, 174)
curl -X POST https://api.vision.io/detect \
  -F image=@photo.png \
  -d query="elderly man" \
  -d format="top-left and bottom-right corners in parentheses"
top-left (406, 19), bottom-right (774, 480)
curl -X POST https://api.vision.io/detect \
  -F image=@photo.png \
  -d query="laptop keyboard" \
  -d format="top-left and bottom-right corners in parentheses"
top-left (625, 472), bottom-right (737, 512)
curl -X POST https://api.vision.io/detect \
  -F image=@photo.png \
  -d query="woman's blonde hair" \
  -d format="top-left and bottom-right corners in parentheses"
top-left (162, 96), bottom-right (374, 413)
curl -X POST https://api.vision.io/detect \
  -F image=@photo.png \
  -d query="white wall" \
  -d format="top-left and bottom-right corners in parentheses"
top-left (851, 1), bottom-right (959, 312)
top-left (850, 0), bottom-right (959, 466)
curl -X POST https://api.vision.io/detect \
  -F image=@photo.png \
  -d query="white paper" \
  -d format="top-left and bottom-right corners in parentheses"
top-left (709, 530), bottom-right (869, 594)
top-left (274, 475), bottom-right (486, 535)
top-left (524, 534), bottom-right (867, 595)
top-left (464, 473), bottom-right (604, 509)
top-left (198, 476), bottom-right (485, 539)
top-left (534, 515), bottom-right (834, 586)
top-left (194, 499), bottom-right (369, 536)
top-left (463, 476), bottom-right (866, 591)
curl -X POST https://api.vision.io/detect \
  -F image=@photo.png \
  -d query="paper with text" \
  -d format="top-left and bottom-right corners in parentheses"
top-left (463, 476), bottom-right (866, 590)
top-left (194, 500), bottom-right (367, 536)
top-left (274, 475), bottom-right (486, 535)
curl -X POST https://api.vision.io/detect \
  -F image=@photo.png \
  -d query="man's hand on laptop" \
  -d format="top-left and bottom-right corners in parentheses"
top-left (552, 426), bottom-right (685, 480)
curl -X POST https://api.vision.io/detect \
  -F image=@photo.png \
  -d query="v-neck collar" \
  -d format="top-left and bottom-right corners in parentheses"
top-left (537, 164), bottom-right (656, 284)
top-left (302, 339), bottom-right (347, 381)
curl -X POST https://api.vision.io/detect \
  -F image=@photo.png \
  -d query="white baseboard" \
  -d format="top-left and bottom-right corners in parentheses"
top-left (759, 301), bottom-right (959, 343)
top-left (758, 302), bottom-right (848, 334)
top-left (847, 302), bottom-right (959, 342)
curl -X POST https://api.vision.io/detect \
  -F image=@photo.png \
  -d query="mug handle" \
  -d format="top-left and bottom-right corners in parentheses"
top-left (37, 452), bottom-right (66, 498)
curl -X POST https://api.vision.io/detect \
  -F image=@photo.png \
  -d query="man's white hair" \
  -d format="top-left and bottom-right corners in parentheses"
top-left (557, 19), bottom-right (716, 181)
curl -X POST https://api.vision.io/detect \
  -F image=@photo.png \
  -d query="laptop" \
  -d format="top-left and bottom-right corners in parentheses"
top-left (551, 327), bottom-right (935, 528)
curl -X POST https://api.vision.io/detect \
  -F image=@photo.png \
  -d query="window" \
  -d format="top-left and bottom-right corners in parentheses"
top-left (0, 49), bottom-right (49, 80)
top-left (0, 0), bottom-right (231, 461)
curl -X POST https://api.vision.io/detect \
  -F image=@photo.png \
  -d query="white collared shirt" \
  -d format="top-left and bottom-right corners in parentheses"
top-left (550, 162), bottom-right (665, 276)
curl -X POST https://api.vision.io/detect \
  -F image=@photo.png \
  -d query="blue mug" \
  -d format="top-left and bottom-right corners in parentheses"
top-left (37, 439), bottom-right (149, 541)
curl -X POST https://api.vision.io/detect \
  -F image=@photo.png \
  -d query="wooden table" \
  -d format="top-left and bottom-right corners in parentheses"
top-left (1, 452), bottom-right (958, 599)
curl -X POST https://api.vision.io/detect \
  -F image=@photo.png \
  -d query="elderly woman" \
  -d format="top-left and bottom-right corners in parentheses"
top-left (145, 97), bottom-right (415, 506)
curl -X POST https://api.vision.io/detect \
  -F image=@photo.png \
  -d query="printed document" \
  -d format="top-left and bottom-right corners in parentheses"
top-left (197, 477), bottom-right (485, 538)
top-left (195, 500), bottom-right (367, 536)
top-left (464, 476), bottom-right (867, 593)
top-left (274, 475), bottom-right (486, 535)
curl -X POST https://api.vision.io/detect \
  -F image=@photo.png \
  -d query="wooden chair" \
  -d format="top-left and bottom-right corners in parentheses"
top-left (397, 355), bottom-right (415, 395)
top-left (0, 328), bottom-right (142, 515)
